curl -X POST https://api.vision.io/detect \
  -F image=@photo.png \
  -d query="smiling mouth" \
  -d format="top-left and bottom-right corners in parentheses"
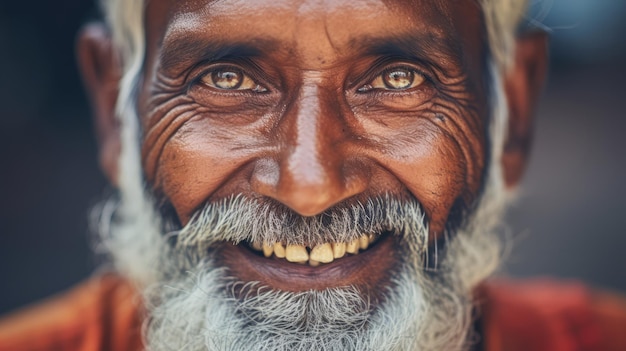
top-left (219, 231), bottom-right (399, 293)
top-left (250, 233), bottom-right (383, 266)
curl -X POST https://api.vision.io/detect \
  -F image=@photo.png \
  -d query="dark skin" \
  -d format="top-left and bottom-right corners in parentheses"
top-left (78, 0), bottom-right (548, 292)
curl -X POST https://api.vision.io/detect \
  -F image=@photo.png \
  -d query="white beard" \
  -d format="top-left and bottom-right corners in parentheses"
top-left (95, 62), bottom-right (510, 351)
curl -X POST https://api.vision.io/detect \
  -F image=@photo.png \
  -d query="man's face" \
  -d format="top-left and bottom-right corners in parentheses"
top-left (138, 0), bottom-right (489, 291)
top-left (78, 0), bottom-right (550, 348)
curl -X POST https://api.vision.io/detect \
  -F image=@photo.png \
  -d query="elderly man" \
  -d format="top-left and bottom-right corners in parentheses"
top-left (1, 0), bottom-right (625, 350)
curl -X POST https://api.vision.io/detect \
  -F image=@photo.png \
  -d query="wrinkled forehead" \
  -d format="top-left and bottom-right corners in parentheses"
top-left (145, 0), bottom-right (485, 70)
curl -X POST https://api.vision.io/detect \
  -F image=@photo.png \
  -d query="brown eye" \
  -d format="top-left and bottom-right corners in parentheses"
top-left (358, 67), bottom-right (425, 92)
top-left (383, 69), bottom-right (413, 89)
top-left (211, 69), bottom-right (243, 89)
top-left (200, 68), bottom-right (268, 92)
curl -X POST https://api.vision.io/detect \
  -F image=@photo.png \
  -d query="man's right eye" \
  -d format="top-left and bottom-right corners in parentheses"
top-left (199, 67), bottom-right (268, 93)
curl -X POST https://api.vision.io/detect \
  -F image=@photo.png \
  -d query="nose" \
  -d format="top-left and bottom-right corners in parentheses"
top-left (251, 84), bottom-right (368, 216)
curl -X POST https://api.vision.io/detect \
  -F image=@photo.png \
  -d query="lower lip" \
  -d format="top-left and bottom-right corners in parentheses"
top-left (218, 233), bottom-right (398, 293)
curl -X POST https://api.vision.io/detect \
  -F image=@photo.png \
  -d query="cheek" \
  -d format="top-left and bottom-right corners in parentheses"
top-left (357, 99), bottom-right (486, 235)
top-left (430, 99), bottom-right (487, 197)
top-left (144, 110), bottom-right (270, 223)
top-left (369, 121), bottom-right (467, 233)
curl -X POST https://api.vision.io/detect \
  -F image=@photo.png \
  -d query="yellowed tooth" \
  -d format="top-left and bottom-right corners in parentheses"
top-left (332, 242), bottom-right (346, 259)
top-left (346, 239), bottom-right (359, 254)
top-left (263, 243), bottom-right (274, 258)
top-left (308, 258), bottom-right (320, 267)
top-left (286, 245), bottom-right (309, 263)
top-left (252, 242), bottom-right (262, 251)
top-left (274, 243), bottom-right (286, 258)
top-left (310, 243), bottom-right (334, 263)
top-left (359, 235), bottom-right (369, 250)
top-left (368, 234), bottom-right (376, 244)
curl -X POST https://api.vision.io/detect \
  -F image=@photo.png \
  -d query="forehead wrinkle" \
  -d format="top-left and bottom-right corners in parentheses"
top-left (162, 0), bottom-right (255, 46)
top-left (158, 0), bottom-right (469, 73)
top-left (163, 0), bottom-right (302, 49)
top-left (163, 5), bottom-right (211, 45)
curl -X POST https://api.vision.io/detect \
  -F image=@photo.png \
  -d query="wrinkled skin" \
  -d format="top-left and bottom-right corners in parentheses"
top-left (141, 0), bottom-right (488, 234)
top-left (78, 0), bottom-right (547, 292)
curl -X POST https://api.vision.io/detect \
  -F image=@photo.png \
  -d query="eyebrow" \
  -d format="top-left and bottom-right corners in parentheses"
top-left (159, 37), bottom-right (278, 74)
top-left (159, 32), bottom-right (462, 74)
top-left (351, 33), bottom-right (463, 70)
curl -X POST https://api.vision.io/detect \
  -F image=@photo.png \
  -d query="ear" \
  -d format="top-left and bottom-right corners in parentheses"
top-left (77, 22), bottom-right (122, 187)
top-left (501, 30), bottom-right (549, 188)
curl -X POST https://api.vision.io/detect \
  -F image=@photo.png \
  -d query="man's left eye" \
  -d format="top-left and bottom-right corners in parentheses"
top-left (200, 68), bottom-right (268, 93)
top-left (358, 67), bottom-right (425, 92)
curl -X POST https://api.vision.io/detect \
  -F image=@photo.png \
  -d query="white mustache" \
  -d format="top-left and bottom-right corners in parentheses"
top-left (172, 194), bottom-right (429, 256)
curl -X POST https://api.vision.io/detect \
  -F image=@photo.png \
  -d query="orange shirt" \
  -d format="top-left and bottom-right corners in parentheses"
top-left (1, 275), bottom-right (625, 351)
top-left (0, 275), bottom-right (143, 351)
top-left (479, 279), bottom-right (626, 351)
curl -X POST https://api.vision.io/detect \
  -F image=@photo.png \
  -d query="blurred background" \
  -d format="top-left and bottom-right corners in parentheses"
top-left (0, 0), bottom-right (625, 315)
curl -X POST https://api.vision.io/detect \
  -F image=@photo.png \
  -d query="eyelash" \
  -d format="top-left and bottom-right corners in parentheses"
top-left (188, 62), bottom-right (433, 96)
top-left (189, 61), bottom-right (268, 91)
top-left (358, 64), bottom-right (432, 91)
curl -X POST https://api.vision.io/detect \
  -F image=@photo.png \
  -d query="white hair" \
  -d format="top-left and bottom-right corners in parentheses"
top-left (92, 1), bottom-right (526, 350)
